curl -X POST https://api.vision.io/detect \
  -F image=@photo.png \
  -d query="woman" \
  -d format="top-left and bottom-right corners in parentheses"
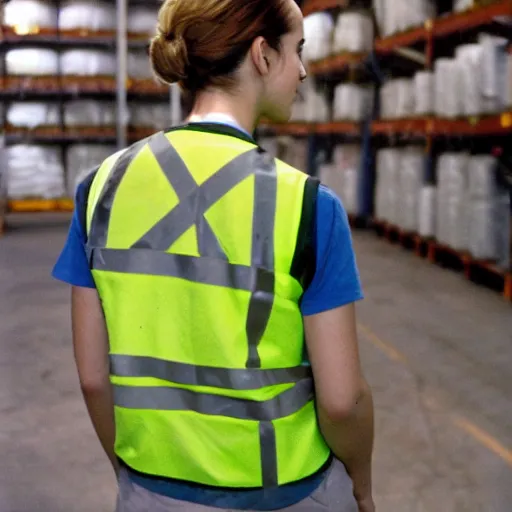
top-left (52, 0), bottom-right (375, 511)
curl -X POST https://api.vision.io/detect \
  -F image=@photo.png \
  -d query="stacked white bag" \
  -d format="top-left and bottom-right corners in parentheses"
top-left (6, 145), bottom-right (65, 199)
top-left (333, 11), bottom-right (374, 54)
top-left (280, 138), bottom-right (309, 172)
top-left (128, 6), bottom-right (158, 36)
top-left (6, 49), bottom-right (59, 76)
top-left (334, 84), bottom-right (373, 122)
top-left (375, 147), bottom-right (424, 230)
top-left (7, 103), bottom-right (60, 129)
top-left (0, 138), bottom-right (7, 220)
top-left (414, 71), bottom-right (434, 116)
top-left (66, 144), bottom-right (116, 196)
top-left (418, 185), bottom-right (437, 237)
top-left (455, 44), bottom-right (483, 116)
top-left (4, 0), bottom-right (58, 30)
top-left (129, 103), bottom-right (171, 130)
top-left (319, 145), bottom-right (362, 215)
top-left (467, 156), bottom-right (510, 265)
top-left (380, 79), bottom-right (415, 119)
top-left (373, 0), bottom-right (435, 38)
top-left (59, 1), bottom-right (116, 31)
top-left (302, 13), bottom-right (334, 63)
top-left (128, 51), bottom-right (154, 80)
top-left (433, 35), bottom-right (510, 118)
top-left (434, 58), bottom-right (461, 118)
top-left (436, 153), bottom-right (470, 250)
top-left (64, 100), bottom-right (116, 128)
top-left (398, 147), bottom-right (424, 232)
top-left (478, 34), bottom-right (509, 115)
top-left (61, 49), bottom-right (115, 76)
top-left (374, 148), bottom-right (401, 224)
top-left (290, 81), bottom-right (330, 123)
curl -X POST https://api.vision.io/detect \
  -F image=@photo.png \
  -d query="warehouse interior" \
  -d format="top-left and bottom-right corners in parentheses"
top-left (0, 0), bottom-right (511, 511)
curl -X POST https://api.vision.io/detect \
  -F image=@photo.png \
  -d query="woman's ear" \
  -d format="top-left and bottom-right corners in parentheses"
top-left (250, 36), bottom-right (271, 76)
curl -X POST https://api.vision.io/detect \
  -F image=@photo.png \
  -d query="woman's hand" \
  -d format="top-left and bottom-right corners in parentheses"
top-left (356, 494), bottom-right (375, 512)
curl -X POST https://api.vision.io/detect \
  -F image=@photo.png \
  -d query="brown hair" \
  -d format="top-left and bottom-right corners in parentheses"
top-left (149, 0), bottom-right (292, 93)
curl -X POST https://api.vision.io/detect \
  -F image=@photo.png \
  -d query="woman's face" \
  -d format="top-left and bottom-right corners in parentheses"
top-left (261, 0), bottom-right (306, 122)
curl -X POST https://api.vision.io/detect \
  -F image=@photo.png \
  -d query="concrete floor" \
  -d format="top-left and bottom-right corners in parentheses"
top-left (1, 214), bottom-right (511, 512)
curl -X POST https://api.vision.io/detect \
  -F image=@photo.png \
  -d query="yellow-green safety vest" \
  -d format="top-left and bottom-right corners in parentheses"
top-left (84, 123), bottom-right (331, 488)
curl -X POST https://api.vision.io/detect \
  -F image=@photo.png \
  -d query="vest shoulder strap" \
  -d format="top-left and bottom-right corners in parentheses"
top-left (290, 176), bottom-right (319, 291)
top-left (76, 167), bottom-right (100, 240)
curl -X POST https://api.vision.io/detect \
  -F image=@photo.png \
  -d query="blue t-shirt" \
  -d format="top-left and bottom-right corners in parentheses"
top-left (52, 124), bottom-right (363, 511)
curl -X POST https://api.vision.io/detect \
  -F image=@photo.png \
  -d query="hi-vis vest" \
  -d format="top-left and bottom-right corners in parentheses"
top-left (84, 123), bottom-right (330, 488)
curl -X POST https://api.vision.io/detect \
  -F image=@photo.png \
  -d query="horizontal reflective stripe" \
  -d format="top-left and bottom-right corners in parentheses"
top-left (113, 377), bottom-right (314, 421)
top-left (90, 248), bottom-right (274, 292)
top-left (110, 355), bottom-right (312, 390)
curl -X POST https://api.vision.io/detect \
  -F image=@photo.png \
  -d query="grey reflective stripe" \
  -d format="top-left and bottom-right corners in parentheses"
top-left (88, 137), bottom-right (150, 248)
top-left (90, 247), bottom-right (274, 291)
top-left (246, 155), bottom-right (278, 368)
top-left (148, 132), bottom-right (197, 199)
top-left (89, 247), bottom-right (270, 290)
top-left (132, 148), bottom-right (263, 251)
top-left (112, 377), bottom-right (314, 421)
top-left (110, 354), bottom-right (312, 389)
top-left (260, 422), bottom-right (278, 487)
top-left (139, 133), bottom-right (227, 260)
top-left (197, 216), bottom-right (227, 260)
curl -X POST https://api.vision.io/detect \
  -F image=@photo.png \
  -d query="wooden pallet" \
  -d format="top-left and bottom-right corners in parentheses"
top-left (370, 219), bottom-right (512, 301)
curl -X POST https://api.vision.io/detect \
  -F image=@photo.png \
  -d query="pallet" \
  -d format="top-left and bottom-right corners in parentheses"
top-left (369, 219), bottom-right (512, 302)
top-left (347, 214), bottom-right (370, 229)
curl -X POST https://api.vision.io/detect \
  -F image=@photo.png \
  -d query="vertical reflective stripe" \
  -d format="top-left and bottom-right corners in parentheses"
top-left (246, 153), bottom-right (279, 487)
top-left (246, 155), bottom-right (278, 368)
top-left (259, 422), bottom-right (278, 487)
top-left (88, 137), bottom-right (150, 247)
top-left (132, 149), bottom-right (261, 251)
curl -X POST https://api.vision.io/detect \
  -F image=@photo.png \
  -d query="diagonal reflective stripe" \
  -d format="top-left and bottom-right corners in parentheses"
top-left (110, 355), bottom-right (312, 390)
top-left (246, 155), bottom-right (278, 368)
top-left (90, 247), bottom-right (273, 291)
top-left (148, 132), bottom-right (197, 199)
top-left (197, 215), bottom-right (228, 260)
top-left (132, 148), bottom-right (263, 251)
top-left (88, 137), bottom-right (150, 248)
top-left (260, 422), bottom-right (278, 487)
top-left (145, 133), bottom-right (227, 259)
top-left (112, 377), bottom-right (314, 421)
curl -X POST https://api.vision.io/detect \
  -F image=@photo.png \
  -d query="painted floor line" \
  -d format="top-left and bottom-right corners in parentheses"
top-left (452, 415), bottom-right (512, 467)
top-left (357, 320), bottom-right (512, 468)
top-left (357, 322), bottom-right (408, 364)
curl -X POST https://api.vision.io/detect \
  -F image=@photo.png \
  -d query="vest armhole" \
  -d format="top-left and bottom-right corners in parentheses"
top-left (290, 176), bottom-right (320, 292)
top-left (77, 169), bottom-right (99, 241)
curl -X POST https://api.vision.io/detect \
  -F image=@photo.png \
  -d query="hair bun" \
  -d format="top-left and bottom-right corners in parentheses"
top-left (150, 32), bottom-right (189, 85)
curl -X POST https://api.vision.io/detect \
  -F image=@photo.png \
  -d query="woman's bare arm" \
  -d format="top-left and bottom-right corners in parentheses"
top-left (304, 303), bottom-right (374, 508)
top-left (71, 286), bottom-right (119, 476)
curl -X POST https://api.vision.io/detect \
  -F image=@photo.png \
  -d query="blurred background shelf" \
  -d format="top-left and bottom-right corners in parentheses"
top-left (7, 198), bottom-right (75, 213)
top-left (302, 0), bottom-right (349, 16)
top-left (371, 114), bottom-right (512, 136)
top-left (284, 0), bottom-right (512, 301)
top-left (433, 0), bottom-right (512, 38)
top-left (309, 52), bottom-right (368, 77)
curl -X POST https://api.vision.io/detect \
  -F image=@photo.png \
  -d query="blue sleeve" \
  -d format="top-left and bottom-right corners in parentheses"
top-left (51, 182), bottom-right (96, 288)
top-left (300, 185), bottom-right (364, 316)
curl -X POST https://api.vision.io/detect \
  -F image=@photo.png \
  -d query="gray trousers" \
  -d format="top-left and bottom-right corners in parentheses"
top-left (116, 459), bottom-right (358, 512)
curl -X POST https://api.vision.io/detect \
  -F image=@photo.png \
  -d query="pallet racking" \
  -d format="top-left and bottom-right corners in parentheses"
top-left (266, 0), bottom-right (512, 300)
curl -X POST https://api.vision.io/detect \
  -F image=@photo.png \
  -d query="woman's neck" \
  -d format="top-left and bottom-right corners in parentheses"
top-left (187, 88), bottom-right (259, 134)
